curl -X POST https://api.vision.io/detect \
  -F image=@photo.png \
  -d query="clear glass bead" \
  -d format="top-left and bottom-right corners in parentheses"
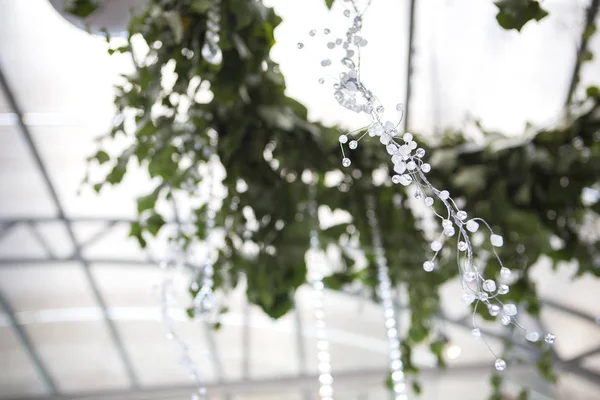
top-left (425, 197), bottom-right (434, 206)
top-left (336, 38), bottom-right (342, 45)
top-left (398, 174), bottom-right (412, 186)
top-left (393, 162), bottom-right (406, 174)
top-left (490, 234), bottom-right (504, 247)
top-left (342, 157), bottom-right (351, 167)
top-left (319, 78), bottom-right (325, 84)
top-left (501, 315), bottom-right (511, 325)
top-left (391, 370), bottom-right (404, 381)
top-left (526, 331), bottom-right (540, 342)
top-left (392, 175), bottom-right (402, 184)
top-left (349, 140), bottom-right (358, 149)
top-left (544, 333), bottom-right (556, 344)
top-left (467, 220), bottom-right (479, 233)
top-left (471, 328), bottom-right (481, 338)
top-left (488, 304), bottom-right (500, 316)
top-left (431, 241), bottom-right (442, 252)
top-left (387, 143), bottom-right (398, 154)
top-left (415, 148), bottom-right (425, 158)
top-left (201, 41), bottom-right (223, 65)
top-left (339, 134), bottom-right (348, 144)
top-left (324, 28), bottom-right (331, 34)
top-left (500, 267), bottom-right (511, 279)
top-left (403, 132), bottom-right (413, 142)
top-left (439, 190), bottom-right (450, 200)
top-left (464, 271), bottom-right (476, 283)
top-left (327, 42), bottom-right (335, 49)
top-left (406, 161), bottom-right (416, 170)
top-left (321, 59), bottom-right (332, 67)
top-left (309, 30), bottom-right (316, 36)
top-left (503, 304), bottom-right (517, 316)
top-left (458, 241), bottom-right (468, 251)
top-left (421, 163), bottom-right (431, 173)
top-left (342, 57), bottom-right (355, 69)
top-left (414, 190), bottom-right (422, 199)
top-left (483, 279), bottom-right (496, 292)
top-left (297, 42), bottom-right (304, 49)
top-left (495, 358), bottom-right (506, 371)
top-left (409, 141), bottom-right (418, 150)
top-left (423, 261), bottom-right (434, 272)
top-left (444, 227), bottom-right (455, 237)
top-left (498, 284), bottom-right (509, 295)
top-left (442, 219), bottom-right (452, 228)
top-left (462, 292), bottom-right (476, 305)
top-left (478, 292), bottom-right (489, 301)
top-left (456, 210), bottom-right (467, 220)
top-left (380, 133), bottom-right (391, 145)
top-left (344, 9), bottom-right (351, 17)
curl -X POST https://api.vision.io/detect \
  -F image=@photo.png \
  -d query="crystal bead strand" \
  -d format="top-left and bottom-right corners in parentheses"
top-left (366, 195), bottom-right (408, 400)
top-left (160, 257), bottom-right (208, 399)
top-left (192, 157), bottom-right (217, 319)
top-left (308, 185), bottom-right (334, 400)
top-left (201, 0), bottom-right (223, 65)
top-left (321, 0), bottom-right (555, 373)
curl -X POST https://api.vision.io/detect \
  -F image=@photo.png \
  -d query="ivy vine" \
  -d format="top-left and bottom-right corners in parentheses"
top-left (65, 0), bottom-right (600, 397)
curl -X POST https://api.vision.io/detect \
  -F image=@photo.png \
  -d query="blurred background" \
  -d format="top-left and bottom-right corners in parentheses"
top-left (0, 0), bottom-right (599, 399)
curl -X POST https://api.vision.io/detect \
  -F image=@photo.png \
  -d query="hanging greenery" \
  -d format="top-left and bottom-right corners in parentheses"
top-left (67, 0), bottom-right (600, 397)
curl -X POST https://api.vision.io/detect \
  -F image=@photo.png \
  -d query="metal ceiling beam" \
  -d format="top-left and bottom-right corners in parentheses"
top-left (403, 0), bottom-right (417, 132)
top-left (26, 222), bottom-right (56, 259)
top-left (565, 0), bottom-right (600, 106)
top-left (0, 362), bottom-right (522, 400)
top-left (0, 291), bottom-right (58, 395)
top-left (0, 65), bottom-right (140, 388)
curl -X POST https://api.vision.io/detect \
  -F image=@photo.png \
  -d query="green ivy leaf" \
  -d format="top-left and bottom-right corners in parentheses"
top-left (63, 0), bottom-right (99, 18)
top-left (494, 0), bottom-right (549, 31)
top-left (129, 221), bottom-right (147, 248)
top-left (190, 0), bottom-right (213, 13)
top-left (137, 192), bottom-right (159, 214)
top-left (586, 86), bottom-right (600, 98)
top-left (93, 150), bottom-right (110, 164)
top-left (583, 23), bottom-right (597, 40)
top-left (581, 50), bottom-right (594, 63)
top-left (325, 0), bottom-right (335, 9)
top-left (146, 213), bottom-right (166, 236)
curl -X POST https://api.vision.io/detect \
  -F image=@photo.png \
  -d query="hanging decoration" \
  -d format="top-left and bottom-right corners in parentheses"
top-left (159, 155), bottom-right (220, 399)
top-left (160, 258), bottom-right (208, 400)
top-left (299, 0), bottom-right (556, 375)
top-left (367, 195), bottom-right (408, 400)
top-left (201, 0), bottom-right (223, 65)
top-left (307, 185), bottom-right (335, 400)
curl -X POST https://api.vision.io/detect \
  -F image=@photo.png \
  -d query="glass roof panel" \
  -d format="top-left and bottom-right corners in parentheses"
top-left (0, 126), bottom-right (57, 217)
top-left (0, 264), bottom-right (99, 312)
top-left (540, 306), bottom-right (600, 359)
top-left (410, 0), bottom-right (589, 136)
top-left (0, 327), bottom-right (49, 397)
top-left (24, 321), bottom-right (130, 392)
top-left (0, 0), bottom-right (119, 119)
top-left (34, 220), bottom-right (75, 259)
top-left (0, 223), bottom-right (49, 259)
top-left (530, 259), bottom-right (600, 318)
top-left (29, 126), bottom-right (151, 220)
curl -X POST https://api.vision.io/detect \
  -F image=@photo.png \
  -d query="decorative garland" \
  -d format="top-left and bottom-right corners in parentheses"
top-left (298, 0), bottom-right (556, 387)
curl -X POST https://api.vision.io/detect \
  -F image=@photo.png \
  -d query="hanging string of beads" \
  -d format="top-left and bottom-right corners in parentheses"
top-left (201, 0), bottom-right (223, 65)
top-left (307, 184), bottom-right (334, 400)
top-left (299, 0), bottom-right (555, 371)
top-left (160, 259), bottom-right (208, 400)
top-left (159, 151), bottom-right (220, 399)
top-left (366, 195), bottom-right (408, 400)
